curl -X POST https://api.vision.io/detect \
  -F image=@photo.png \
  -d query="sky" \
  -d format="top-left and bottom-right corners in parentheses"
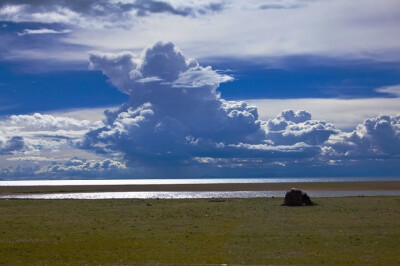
top-left (0, 0), bottom-right (399, 179)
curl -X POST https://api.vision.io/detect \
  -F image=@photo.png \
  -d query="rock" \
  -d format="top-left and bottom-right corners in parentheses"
top-left (284, 188), bottom-right (314, 206)
top-left (301, 192), bottom-right (313, 206)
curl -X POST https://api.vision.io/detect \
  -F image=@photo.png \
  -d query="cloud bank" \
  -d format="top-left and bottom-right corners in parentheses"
top-left (0, 157), bottom-right (127, 179)
top-left (1, 41), bottom-right (399, 178)
top-left (0, 113), bottom-right (127, 178)
top-left (248, 98), bottom-right (400, 131)
top-left (0, 113), bottom-right (103, 155)
top-left (0, 0), bottom-right (224, 28)
top-left (2, 0), bottom-right (400, 66)
top-left (83, 41), bottom-right (358, 170)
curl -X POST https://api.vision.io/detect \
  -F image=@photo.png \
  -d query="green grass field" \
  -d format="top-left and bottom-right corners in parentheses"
top-left (1, 197), bottom-right (400, 265)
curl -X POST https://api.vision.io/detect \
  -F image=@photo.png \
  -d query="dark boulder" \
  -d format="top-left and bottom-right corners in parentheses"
top-left (284, 188), bottom-right (314, 206)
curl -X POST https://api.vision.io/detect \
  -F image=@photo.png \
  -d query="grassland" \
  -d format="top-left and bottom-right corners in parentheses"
top-left (1, 197), bottom-right (400, 265)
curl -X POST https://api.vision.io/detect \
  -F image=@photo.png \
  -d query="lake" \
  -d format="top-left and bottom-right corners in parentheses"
top-left (2, 190), bottom-right (400, 199)
top-left (2, 176), bottom-right (400, 186)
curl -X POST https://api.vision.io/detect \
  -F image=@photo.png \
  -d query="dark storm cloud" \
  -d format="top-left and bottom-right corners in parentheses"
top-left (121, 0), bottom-right (224, 17)
top-left (0, 0), bottom-right (225, 25)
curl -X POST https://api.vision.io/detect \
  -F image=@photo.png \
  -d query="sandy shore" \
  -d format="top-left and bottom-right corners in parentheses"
top-left (1, 181), bottom-right (400, 194)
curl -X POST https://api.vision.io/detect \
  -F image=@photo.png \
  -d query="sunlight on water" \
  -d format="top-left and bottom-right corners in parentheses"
top-left (1, 190), bottom-right (400, 200)
top-left (1, 177), bottom-right (400, 186)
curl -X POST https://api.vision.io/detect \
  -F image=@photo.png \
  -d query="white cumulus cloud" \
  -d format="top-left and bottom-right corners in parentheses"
top-left (0, 157), bottom-right (127, 179)
top-left (82, 41), bottom-right (400, 174)
top-left (264, 110), bottom-right (338, 146)
top-left (83, 41), bottom-right (338, 167)
top-left (1, 40), bottom-right (400, 178)
top-left (327, 114), bottom-right (400, 158)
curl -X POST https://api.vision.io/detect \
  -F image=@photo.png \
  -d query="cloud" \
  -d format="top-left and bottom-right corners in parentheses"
top-left (327, 114), bottom-right (400, 158)
top-left (0, 134), bottom-right (24, 155)
top-left (88, 41), bottom-right (233, 95)
top-left (64, 0), bottom-right (400, 62)
top-left (6, 156), bottom-right (59, 162)
top-left (0, 113), bottom-right (127, 178)
top-left (0, 157), bottom-right (127, 179)
top-left (83, 41), bottom-right (336, 167)
top-left (0, 22), bottom-right (90, 65)
top-left (376, 84), bottom-right (400, 97)
top-left (121, 0), bottom-right (224, 17)
top-left (0, 0), bottom-right (225, 28)
top-left (47, 158), bottom-right (126, 173)
top-left (259, 3), bottom-right (304, 10)
top-left (248, 98), bottom-right (400, 131)
top-left (1, 37), bottom-right (399, 177)
top-left (82, 41), bottom-right (400, 176)
top-left (7, 113), bottom-right (101, 131)
top-left (264, 110), bottom-right (338, 146)
top-left (17, 28), bottom-right (72, 36)
top-left (49, 107), bottom-right (115, 122)
top-left (2, 0), bottom-right (400, 65)
top-left (0, 113), bottom-right (103, 155)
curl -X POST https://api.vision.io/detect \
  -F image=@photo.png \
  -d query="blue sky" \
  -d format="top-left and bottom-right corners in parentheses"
top-left (0, 0), bottom-right (399, 179)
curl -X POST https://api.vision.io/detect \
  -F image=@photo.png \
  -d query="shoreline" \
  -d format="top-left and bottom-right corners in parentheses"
top-left (1, 181), bottom-right (400, 194)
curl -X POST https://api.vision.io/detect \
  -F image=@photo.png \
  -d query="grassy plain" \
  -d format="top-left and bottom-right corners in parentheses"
top-left (1, 196), bottom-right (400, 265)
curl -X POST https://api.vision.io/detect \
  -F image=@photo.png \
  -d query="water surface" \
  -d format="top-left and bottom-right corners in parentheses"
top-left (2, 176), bottom-right (400, 186)
top-left (2, 190), bottom-right (400, 200)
